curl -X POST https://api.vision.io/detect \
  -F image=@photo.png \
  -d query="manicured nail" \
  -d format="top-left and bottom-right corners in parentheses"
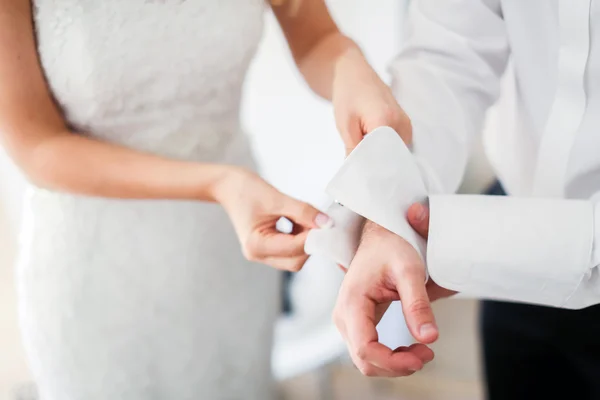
top-left (315, 213), bottom-right (334, 229)
top-left (419, 323), bottom-right (437, 338)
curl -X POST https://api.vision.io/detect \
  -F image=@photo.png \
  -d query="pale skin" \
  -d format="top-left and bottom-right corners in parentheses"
top-left (334, 204), bottom-right (456, 377)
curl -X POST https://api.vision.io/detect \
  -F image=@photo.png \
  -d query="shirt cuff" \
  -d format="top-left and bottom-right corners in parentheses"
top-left (325, 127), bottom-right (429, 261)
top-left (304, 202), bottom-right (364, 268)
top-left (427, 195), bottom-right (596, 308)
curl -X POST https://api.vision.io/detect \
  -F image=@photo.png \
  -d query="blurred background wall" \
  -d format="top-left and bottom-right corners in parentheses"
top-left (0, 1), bottom-right (501, 399)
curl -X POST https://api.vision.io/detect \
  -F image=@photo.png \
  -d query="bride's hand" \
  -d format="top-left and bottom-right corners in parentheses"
top-left (332, 48), bottom-right (412, 154)
top-left (214, 167), bottom-right (332, 272)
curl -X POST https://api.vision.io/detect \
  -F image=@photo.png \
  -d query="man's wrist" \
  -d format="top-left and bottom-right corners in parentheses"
top-left (362, 220), bottom-right (391, 241)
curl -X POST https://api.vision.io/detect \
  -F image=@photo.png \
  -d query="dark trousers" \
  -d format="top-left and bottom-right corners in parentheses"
top-left (481, 301), bottom-right (600, 400)
top-left (481, 182), bottom-right (600, 400)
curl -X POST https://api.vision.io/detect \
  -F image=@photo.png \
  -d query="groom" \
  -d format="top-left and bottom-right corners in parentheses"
top-left (333, 1), bottom-right (600, 399)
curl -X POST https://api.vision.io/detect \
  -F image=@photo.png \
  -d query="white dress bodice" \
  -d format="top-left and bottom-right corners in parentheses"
top-left (34, 0), bottom-right (264, 161)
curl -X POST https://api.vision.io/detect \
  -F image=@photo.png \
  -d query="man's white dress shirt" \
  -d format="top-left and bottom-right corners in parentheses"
top-left (386, 0), bottom-right (600, 308)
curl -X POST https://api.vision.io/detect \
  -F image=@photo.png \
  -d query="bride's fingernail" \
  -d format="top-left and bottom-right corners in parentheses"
top-left (315, 213), bottom-right (333, 229)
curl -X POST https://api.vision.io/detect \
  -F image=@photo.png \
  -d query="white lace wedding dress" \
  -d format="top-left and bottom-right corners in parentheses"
top-left (17, 1), bottom-right (281, 399)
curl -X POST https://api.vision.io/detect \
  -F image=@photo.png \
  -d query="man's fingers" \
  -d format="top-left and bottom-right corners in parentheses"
top-left (352, 356), bottom-right (417, 378)
top-left (344, 293), bottom-right (379, 351)
top-left (350, 344), bottom-right (434, 377)
top-left (393, 264), bottom-right (439, 344)
top-left (344, 294), bottom-right (424, 373)
top-left (356, 340), bottom-right (425, 374)
top-left (349, 343), bottom-right (435, 378)
top-left (407, 202), bottom-right (430, 239)
top-left (426, 280), bottom-right (458, 302)
top-left (334, 232), bottom-right (437, 378)
top-left (404, 343), bottom-right (435, 363)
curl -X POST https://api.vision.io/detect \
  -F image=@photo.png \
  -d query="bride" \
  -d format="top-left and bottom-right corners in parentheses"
top-left (0, 0), bottom-right (410, 398)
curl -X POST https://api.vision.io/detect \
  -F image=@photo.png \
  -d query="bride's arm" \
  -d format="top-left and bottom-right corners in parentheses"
top-left (0, 0), bottom-right (236, 201)
top-left (274, 0), bottom-right (412, 154)
top-left (272, 0), bottom-right (367, 101)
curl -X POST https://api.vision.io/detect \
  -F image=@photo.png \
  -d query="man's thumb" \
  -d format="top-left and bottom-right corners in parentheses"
top-left (407, 203), bottom-right (430, 239)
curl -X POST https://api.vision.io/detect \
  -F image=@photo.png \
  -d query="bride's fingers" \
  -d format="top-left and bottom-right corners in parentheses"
top-left (262, 254), bottom-right (309, 272)
top-left (246, 229), bottom-right (308, 260)
top-left (281, 199), bottom-right (333, 230)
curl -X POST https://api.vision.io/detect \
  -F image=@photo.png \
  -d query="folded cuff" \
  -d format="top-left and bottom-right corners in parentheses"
top-left (304, 202), bottom-right (364, 268)
top-left (427, 195), bottom-right (596, 308)
top-left (325, 127), bottom-right (429, 261)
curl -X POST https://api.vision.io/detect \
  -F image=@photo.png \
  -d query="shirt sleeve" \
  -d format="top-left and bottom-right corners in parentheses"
top-left (389, 0), bottom-right (510, 193)
top-left (427, 195), bottom-right (600, 309)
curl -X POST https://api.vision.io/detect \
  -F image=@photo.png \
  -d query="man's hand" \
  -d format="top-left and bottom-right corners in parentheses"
top-left (407, 203), bottom-right (458, 302)
top-left (333, 203), bottom-right (456, 377)
top-left (333, 220), bottom-right (437, 377)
